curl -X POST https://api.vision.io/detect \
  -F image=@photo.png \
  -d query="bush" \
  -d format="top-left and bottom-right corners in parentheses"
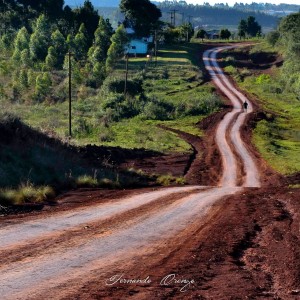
top-left (0, 185), bottom-right (56, 206)
top-left (142, 97), bottom-right (174, 120)
top-left (101, 76), bottom-right (143, 96)
top-left (99, 126), bottom-right (115, 142)
top-left (73, 117), bottom-right (94, 137)
top-left (256, 74), bottom-right (271, 84)
top-left (156, 175), bottom-right (186, 186)
top-left (176, 93), bottom-right (221, 117)
top-left (76, 175), bottom-right (98, 187)
top-left (266, 31), bottom-right (280, 46)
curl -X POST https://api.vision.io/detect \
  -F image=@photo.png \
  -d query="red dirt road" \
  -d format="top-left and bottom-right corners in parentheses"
top-left (0, 46), bottom-right (299, 300)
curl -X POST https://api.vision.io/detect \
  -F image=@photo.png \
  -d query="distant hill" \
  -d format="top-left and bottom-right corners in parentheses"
top-left (65, 0), bottom-right (120, 7)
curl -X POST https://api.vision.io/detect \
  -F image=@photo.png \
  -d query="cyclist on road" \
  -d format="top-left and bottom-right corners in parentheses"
top-left (243, 101), bottom-right (248, 112)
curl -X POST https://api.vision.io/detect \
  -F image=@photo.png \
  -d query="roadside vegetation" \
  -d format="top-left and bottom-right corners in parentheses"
top-left (222, 12), bottom-right (300, 175)
top-left (0, 115), bottom-right (158, 206)
top-left (0, 1), bottom-right (223, 207)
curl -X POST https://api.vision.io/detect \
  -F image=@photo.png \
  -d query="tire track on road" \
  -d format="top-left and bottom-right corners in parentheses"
top-left (0, 45), bottom-right (261, 300)
top-left (203, 46), bottom-right (260, 187)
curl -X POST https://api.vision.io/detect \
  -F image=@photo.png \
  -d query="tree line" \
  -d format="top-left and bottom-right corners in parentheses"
top-left (158, 1), bottom-right (278, 28)
top-left (266, 12), bottom-right (300, 97)
top-left (0, 0), bottom-right (163, 104)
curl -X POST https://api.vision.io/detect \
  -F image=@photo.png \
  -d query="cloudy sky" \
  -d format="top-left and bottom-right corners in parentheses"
top-left (155, 0), bottom-right (300, 5)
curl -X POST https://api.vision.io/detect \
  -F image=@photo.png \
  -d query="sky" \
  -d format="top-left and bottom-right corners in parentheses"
top-left (155, 0), bottom-right (300, 5)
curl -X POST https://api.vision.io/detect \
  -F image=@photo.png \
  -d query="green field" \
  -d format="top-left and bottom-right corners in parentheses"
top-left (1, 44), bottom-right (221, 154)
top-left (223, 42), bottom-right (300, 175)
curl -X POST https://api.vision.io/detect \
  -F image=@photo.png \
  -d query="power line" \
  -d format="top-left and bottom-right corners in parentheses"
top-left (169, 9), bottom-right (178, 26)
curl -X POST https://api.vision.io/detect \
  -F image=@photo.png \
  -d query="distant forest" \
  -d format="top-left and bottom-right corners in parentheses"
top-left (158, 2), bottom-right (279, 29)
top-left (64, 1), bottom-right (300, 31)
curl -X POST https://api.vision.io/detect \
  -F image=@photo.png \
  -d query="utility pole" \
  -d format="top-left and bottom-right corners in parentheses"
top-left (124, 54), bottom-right (129, 98)
top-left (169, 9), bottom-right (178, 26)
top-left (168, 11), bottom-right (173, 26)
top-left (172, 9), bottom-right (178, 26)
top-left (68, 51), bottom-right (72, 137)
top-left (154, 30), bottom-right (158, 67)
top-left (179, 12), bottom-right (185, 24)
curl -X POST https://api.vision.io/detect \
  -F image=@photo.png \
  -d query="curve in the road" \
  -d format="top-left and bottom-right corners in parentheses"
top-left (0, 45), bottom-right (261, 300)
top-left (203, 46), bottom-right (260, 188)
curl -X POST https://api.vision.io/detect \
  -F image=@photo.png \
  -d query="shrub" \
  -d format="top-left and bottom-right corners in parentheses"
top-left (176, 93), bottom-right (221, 117)
top-left (142, 97), bottom-right (174, 120)
top-left (156, 175), bottom-right (186, 186)
top-left (256, 74), bottom-right (271, 84)
top-left (0, 185), bottom-right (55, 206)
top-left (76, 175), bottom-right (98, 187)
top-left (102, 76), bottom-right (143, 96)
top-left (266, 30), bottom-right (280, 46)
top-left (73, 117), bottom-right (94, 137)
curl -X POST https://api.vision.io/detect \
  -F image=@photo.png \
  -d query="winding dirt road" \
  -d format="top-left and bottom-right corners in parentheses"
top-left (0, 46), bottom-right (261, 299)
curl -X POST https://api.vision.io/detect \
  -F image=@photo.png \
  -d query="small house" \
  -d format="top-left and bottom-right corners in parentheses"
top-left (126, 39), bottom-right (148, 55)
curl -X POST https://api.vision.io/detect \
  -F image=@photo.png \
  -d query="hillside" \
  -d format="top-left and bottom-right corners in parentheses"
top-left (65, 0), bottom-right (119, 7)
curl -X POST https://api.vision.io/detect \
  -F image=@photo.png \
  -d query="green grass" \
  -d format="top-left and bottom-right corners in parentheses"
top-left (223, 43), bottom-right (300, 175)
top-left (0, 43), bottom-right (222, 204)
top-left (159, 115), bottom-right (204, 136)
top-left (0, 184), bottom-right (56, 205)
top-left (156, 174), bottom-right (186, 186)
top-left (1, 43), bottom-right (219, 154)
top-left (102, 118), bottom-right (193, 153)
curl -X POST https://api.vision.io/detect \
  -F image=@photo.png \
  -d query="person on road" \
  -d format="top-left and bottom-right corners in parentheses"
top-left (243, 101), bottom-right (248, 112)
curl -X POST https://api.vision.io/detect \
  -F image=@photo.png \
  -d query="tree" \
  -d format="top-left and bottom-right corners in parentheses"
top-left (35, 72), bottom-right (52, 99)
top-left (279, 12), bottom-right (300, 36)
top-left (88, 17), bottom-right (113, 64)
top-left (196, 29), bottom-right (207, 41)
top-left (238, 19), bottom-right (247, 39)
top-left (74, 23), bottom-right (89, 60)
top-left (163, 26), bottom-right (181, 44)
top-left (45, 46), bottom-right (58, 70)
top-left (246, 16), bottom-right (261, 37)
top-left (73, 0), bottom-right (99, 44)
top-left (106, 25), bottom-right (129, 71)
top-left (220, 28), bottom-right (231, 40)
top-left (92, 62), bottom-right (106, 87)
top-left (17, 0), bottom-right (64, 19)
top-left (13, 27), bottom-right (30, 59)
top-left (66, 34), bottom-right (76, 52)
top-left (19, 69), bottom-right (29, 88)
top-left (29, 14), bottom-right (51, 61)
top-left (179, 23), bottom-right (194, 42)
top-left (120, 0), bottom-right (162, 37)
top-left (50, 29), bottom-right (67, 68)
top-left (20, 49), bottom-right (31, 67)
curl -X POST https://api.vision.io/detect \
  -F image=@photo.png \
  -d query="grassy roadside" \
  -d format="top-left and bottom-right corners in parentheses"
top-left (222, 42), bottom-right (300, 175)
top-left (0, 43), bottom-right (222, 206)
top-left (1, 43), bottom-right (221, 153)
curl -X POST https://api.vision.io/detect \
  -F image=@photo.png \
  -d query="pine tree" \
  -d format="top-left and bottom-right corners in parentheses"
top-left (51, 29), bottom-right (67, 68)
top-left (74, 23), bottom-right (88, 60)
top-left (12, 27), bottom-right (30, 61)
top-left (45, 46), bottom-right (58, 70)
top-left (66, 34), bottom-right (75, 52)
top-left (238, 19), bottom-right (247, 39)
top-left (12, 48), bottom-right (21, 61)
top-left (20, 49), bottom-right (31, 67)
top-left (106, 25), bottom-right (129, 71)
top-left (35, 72), bottom-right (52, 98)
top-left (19, 69), bottom-right (29, 88)
top-left (29, 15), bottom-right (51, 61)
top-left (92, 61), bottom-right (106, 87)
top-left (88, 17), bottom-right (113, 64)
